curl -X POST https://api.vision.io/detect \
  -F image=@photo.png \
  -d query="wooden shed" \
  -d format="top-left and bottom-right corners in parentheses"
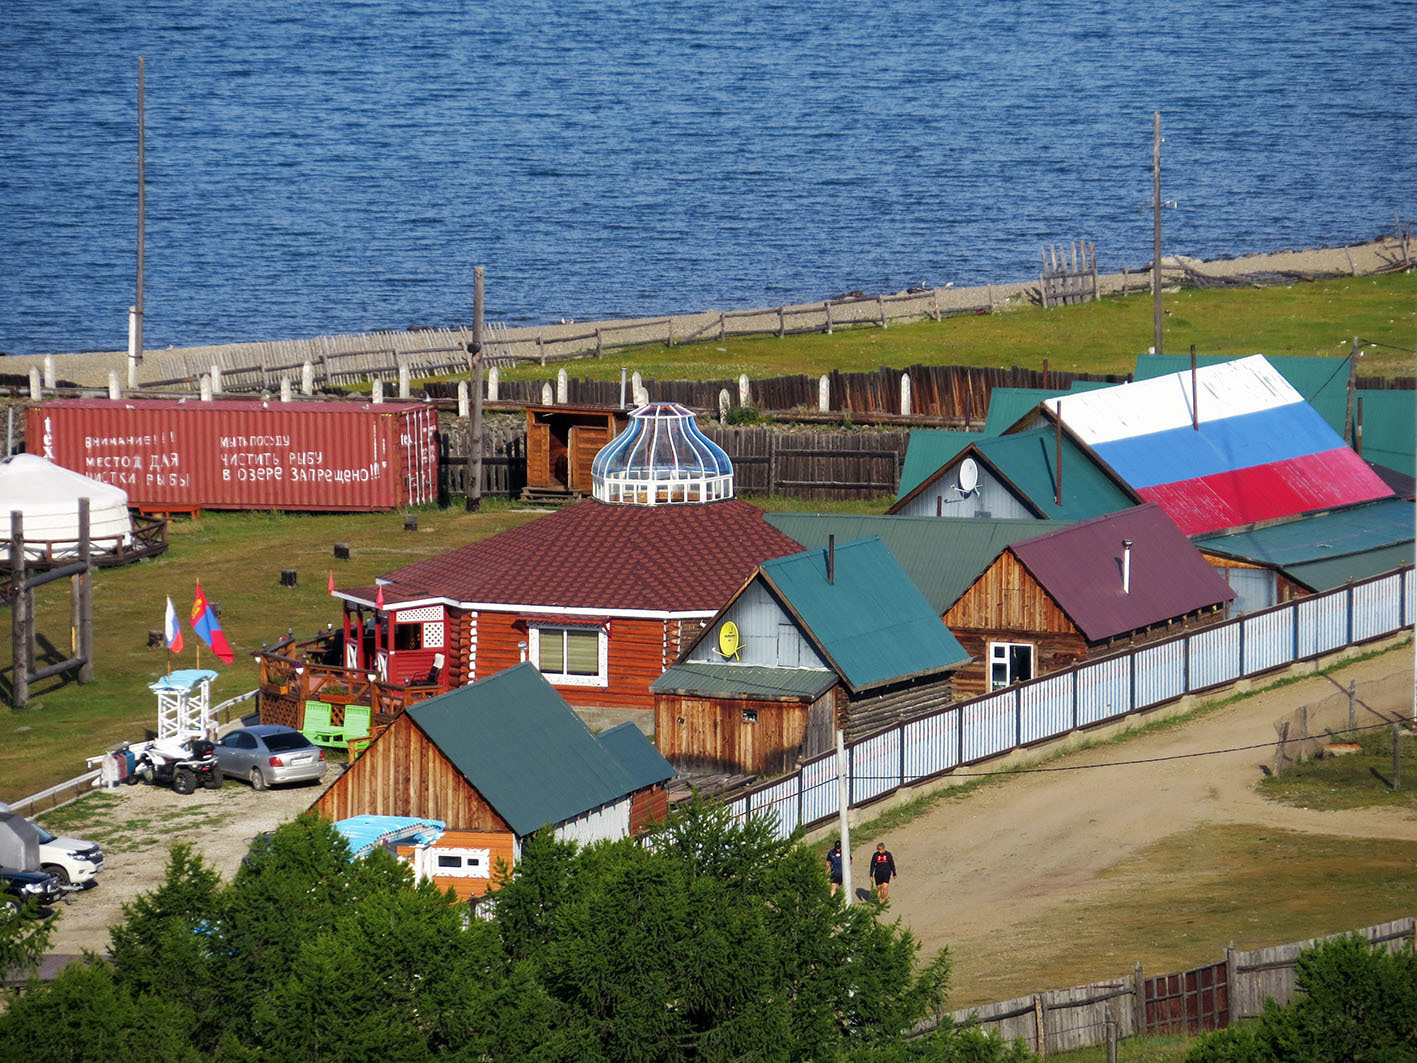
top-left (523, 404), bottom-right (627, 500)
top-left (943, 504), bottom-right (1235, 699)
top-left (654, 536), bottom-right (969, 773)
top-left (312, 663), bottom-right (675, 899)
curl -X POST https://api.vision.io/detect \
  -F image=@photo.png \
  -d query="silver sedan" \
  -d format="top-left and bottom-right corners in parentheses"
top-left (214, 724), bottom-right (326, 790)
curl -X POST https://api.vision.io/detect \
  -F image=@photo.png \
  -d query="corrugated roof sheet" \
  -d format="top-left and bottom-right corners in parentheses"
top-left (372, 498), bottom-right (802, 612)
top-left (982, 381), bottom-right (1113, 435)
top-left (595, 722), bottom-right (679, 791)
top-left (1354, 389), bottom-right (1417, 477)
top-left (1041, 355), bottom-right (1392, 534)
top-left (650, 662), bottom-right (839, 699)
top-left (971, 428), bottom-right (1135, 521)
top-left (1134, 353), bottom-right (1354, 433)
top-left (766, 512), bottom-right (1063, 613)
top-left (759, 537), bottom-right (969, 692)
top-left (896, 430), bottom-right (980, 500)
top-left (1194, 499), bottom-right (1415, 590)
top-left (1009, 503), bottom-right (1235, 642)
top-left (407, 663), bottom-right (673, 837)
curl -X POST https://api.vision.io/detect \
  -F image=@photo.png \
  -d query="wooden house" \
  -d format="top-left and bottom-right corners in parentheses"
top-left (653, 536), bottom-right (969, 774)
top-left (312, 662), bottom-right (675, 900)
top-left (943, 503), bottom-right (1235, 699)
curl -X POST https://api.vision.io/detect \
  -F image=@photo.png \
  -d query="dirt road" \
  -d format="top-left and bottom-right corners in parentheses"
top-left (862, 646), bottom-right (1415, 1002)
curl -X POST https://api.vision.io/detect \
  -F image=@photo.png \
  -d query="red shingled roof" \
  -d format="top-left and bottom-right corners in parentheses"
top-left (1008, 503), bottom-right (1236, 642)
top-left (374, 499), bottom-right (803, 613)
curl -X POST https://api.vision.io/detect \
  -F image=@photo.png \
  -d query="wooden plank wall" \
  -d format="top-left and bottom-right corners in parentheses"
top-left (655, 694), bottom-right (814, 777)
top-left (313, 714), bottom-right (512, 831)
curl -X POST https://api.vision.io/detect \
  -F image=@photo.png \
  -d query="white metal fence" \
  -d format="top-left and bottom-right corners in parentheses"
top-left (728, 567), bottom-right (1415, 838)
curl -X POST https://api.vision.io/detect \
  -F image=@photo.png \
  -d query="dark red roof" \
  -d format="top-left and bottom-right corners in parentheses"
top-left (1008, 502), bottom-right (1236, 642)
top-left (376, 499), bottom-right (802, 614)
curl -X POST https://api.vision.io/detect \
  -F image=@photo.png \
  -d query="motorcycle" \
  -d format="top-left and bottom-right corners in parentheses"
top-left (130, 736), bottom-right (222, 795)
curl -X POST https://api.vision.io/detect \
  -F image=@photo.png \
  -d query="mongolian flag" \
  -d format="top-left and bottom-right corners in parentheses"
top-left (163, 597), bottom-right (184, 653)
top-left (191, 579), bottom-right (235, 664)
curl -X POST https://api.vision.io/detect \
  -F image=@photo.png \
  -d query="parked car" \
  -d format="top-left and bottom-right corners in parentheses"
top-left (0, 802), bottom-right (103, 890)
top-left (0, 866), bottom-right (63, 915)
top-left (214, 725), bottom-right (326, 790)
top-left (31, 822), bottom-right (104, 889)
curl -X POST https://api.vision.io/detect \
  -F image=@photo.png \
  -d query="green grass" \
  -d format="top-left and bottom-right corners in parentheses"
top-left (1257, 723), bottom-right (1417, 811)
top-left (2, 504), bottom-right (545, 800)
top-left (1048, 1034), bottom-right (1196, 1062)
top-left (475, 272), bottom-right (1415, 384)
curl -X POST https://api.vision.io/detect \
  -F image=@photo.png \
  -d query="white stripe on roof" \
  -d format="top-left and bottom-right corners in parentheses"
top-left (1044, 355), bottom-right (1303, 443)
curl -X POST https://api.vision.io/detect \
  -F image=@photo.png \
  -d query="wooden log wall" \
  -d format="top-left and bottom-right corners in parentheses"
top-left (844, 675), bottom-right (958, 743)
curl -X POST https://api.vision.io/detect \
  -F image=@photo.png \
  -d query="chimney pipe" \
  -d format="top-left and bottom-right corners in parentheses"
top-left (1054, 401), bottom-right (1063, 506)
top-left (827, 535), bottom-right (835, 584)
top-left (1190, 345), bottom-right (1199, 431)
top-left (1122, 539), bottom-right (1133, 594)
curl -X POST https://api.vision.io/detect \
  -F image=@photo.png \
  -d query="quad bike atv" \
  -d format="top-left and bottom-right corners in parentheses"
top-left (131, 737), bottom-right (222, 794)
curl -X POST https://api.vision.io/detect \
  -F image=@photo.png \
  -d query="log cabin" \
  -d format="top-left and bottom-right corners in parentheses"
top-left (653, 535), bottom-right (969, 774)
top-left (312, 662), bottom-right (675, 900)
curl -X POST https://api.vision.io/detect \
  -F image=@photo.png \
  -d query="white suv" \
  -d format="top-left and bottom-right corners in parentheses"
top-left (0, 803), bottom-right (104, 889)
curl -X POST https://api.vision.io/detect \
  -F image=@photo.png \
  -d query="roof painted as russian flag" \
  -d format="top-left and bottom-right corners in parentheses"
top-left (1039, 355), bottom-right (1392, 535)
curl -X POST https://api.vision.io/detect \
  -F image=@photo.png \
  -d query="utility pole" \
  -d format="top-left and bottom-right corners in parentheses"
top-left (132, 56), bottom-right (146, 390)
top-left (465, 266), bottom-right (485, 511)
top-left (836, 729), bottom-right (853, 905)
top-left (1152, 111), bottom-right (1163, 357)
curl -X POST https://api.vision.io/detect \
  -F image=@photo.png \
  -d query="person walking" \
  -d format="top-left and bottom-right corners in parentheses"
top-left (869, 842), bottom-right (896, 902)
top-left (826, 839), bottom-right (843, 896)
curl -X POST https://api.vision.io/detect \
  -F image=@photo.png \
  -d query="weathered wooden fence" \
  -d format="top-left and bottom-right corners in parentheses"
top-left (1040, 241), bottom-right (1100, 307)
top-left (942, 917), bottom-right (1415, 1054)
top-left (726, 566), bottom-right (1415, 834)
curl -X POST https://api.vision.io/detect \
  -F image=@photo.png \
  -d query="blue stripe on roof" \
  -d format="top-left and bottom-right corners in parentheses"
top-left (1090, 401), bottom-right (1341, 488)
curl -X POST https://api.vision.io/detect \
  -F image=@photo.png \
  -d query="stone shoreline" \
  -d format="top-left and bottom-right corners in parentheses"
top-left (4, 236), bottom-right (1411, 390)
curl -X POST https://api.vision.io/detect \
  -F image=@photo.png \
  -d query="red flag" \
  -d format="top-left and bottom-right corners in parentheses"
top-left (190, 579), bottom-right (235, 664)
top-left (328, 570), bottom-right (335, 595)
top-left (375, 584), bottom-right (385, 610)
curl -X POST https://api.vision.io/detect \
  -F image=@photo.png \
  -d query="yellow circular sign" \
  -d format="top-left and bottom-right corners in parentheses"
top-left (718, 620), bottom-right (741, 660)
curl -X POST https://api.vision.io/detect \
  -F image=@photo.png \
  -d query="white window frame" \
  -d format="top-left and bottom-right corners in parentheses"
top-left (528, 624), bottom-right (608, 688)
top-left (430, 847), bottom-right (491, 880)
top-left (988, 641), bottom-right (1035, 690)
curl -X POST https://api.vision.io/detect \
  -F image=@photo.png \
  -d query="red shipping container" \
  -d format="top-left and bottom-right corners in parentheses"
top-left (26, 399), bottom-right (439, 512)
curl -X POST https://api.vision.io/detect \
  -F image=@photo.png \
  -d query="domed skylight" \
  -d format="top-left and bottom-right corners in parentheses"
top-left (591, 402), bottom-right (733, 505)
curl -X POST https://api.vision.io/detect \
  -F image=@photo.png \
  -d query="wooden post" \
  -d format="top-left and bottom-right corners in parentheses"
top-left (1298, 705), bottom-right (1309, 761)
top-left (824, 300), bottom-right (833, 335)
top-left (1106, 1016), bottom-right (1118, 1063)
top-left (877, 295), bottom-right (887, 328)
top-left (466, 265), bottom-right (485, 512)
top-left (1349, 680), bottom-right (1357, 731)
top-left (1034, 994), bottom-right (1047, 1057)
top-left (1275, 720), bottom-right (1290, 776)
top-left (1153, 111), bottom-right (1163, 355)
top-left (1133, 961), bottom-right (1146, 1035)
top-left (134, 57), bottom-right (145, 376)
top-left (777, 307), bottom-right (785, 338)
top-left (1226, 942), bottom-right (1239, 1025)
top-left (1393, 722), bottom-right (1402, 790)
top-left (77, 497), bottom-right (93, 683)
top-left (1345, 336), bottom-right (1359, 445)
top-left (11, 511), bottom-right (27, 710)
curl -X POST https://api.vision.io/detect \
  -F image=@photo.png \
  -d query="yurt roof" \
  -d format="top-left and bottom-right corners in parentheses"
top-left (2, 454), bottom-right (130, 512)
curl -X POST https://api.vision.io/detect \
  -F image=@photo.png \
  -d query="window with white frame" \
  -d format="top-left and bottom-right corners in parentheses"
top-left (989, 641), bottom-right (1034, 690)
top-left (529, 624), bottom-right (608, 687)
top-left (431, 848), bottom-right (491, 879)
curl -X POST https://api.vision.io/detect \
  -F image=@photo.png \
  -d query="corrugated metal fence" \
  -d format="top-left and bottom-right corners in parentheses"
top-left (726, 567), bottom-right (1414, 838)
top-left (941, 917), bottom-right (1415, 1054)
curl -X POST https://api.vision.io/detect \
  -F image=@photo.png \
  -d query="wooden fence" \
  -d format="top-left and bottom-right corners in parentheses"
top-left (1039, 241), bottom-right (1100, 307)
top-left (943, 917), bottom-right (1416, 1054)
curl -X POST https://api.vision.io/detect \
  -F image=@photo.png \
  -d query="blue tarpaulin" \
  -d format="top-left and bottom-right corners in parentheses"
top-left (334, 815), bottom-right (446, 859)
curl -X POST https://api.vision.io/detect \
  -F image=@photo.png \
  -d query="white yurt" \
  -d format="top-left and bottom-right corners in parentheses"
top-left (0, 453), bottom-right (134, 561)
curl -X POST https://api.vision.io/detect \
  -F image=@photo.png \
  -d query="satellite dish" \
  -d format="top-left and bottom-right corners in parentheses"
top-left (717, 621), bottom-right (742, 660)
top-left (958, 457), bottom-right (979, 494)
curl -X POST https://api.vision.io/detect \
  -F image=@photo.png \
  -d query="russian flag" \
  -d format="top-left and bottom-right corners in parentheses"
top-left (164, 596), bottom-right (183, 653)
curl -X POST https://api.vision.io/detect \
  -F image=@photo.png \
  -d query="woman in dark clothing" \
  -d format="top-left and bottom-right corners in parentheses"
top-left (870, 842), bottom-right (897, 902)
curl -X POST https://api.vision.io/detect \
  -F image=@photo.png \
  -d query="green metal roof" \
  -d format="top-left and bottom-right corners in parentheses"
top-left (766, 512), bottom-right (1063, 614)
top-left (972, 427), bottom-right (1136, 522)
top-left (982, 381), bottom-right (1113, 436)
top-left (1355, 389), bottom-right (1416, 477)
top-left (759, 537), bottom-right (969, 693)
top-left (896, 430), bottom-right (980, 500)
top-left (1134, 354), bottom-right (1354, 433)
top-left (407, 663), bottom-right (673, 837)
top-left (595, 723), bottom-right (678, 792)
top-left (1194, 499), bottom-right (1415, 590)
top-left (650, 661), bottom-right (839, 700)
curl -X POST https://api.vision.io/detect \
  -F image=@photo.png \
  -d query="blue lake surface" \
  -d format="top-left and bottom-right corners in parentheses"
top-left (2, 0), bottom-right (1413, 356)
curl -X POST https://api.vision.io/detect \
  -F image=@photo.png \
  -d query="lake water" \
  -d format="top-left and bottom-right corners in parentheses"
top-left (2, 0), bottom-right (1413, 356)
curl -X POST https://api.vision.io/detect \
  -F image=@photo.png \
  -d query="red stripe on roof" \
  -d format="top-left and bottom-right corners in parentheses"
top-left (1138, 448), bottom-right (1391, 535)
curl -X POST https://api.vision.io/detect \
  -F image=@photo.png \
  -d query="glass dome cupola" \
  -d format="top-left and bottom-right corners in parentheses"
top-left (591, 402), bottom-right (734, 505)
